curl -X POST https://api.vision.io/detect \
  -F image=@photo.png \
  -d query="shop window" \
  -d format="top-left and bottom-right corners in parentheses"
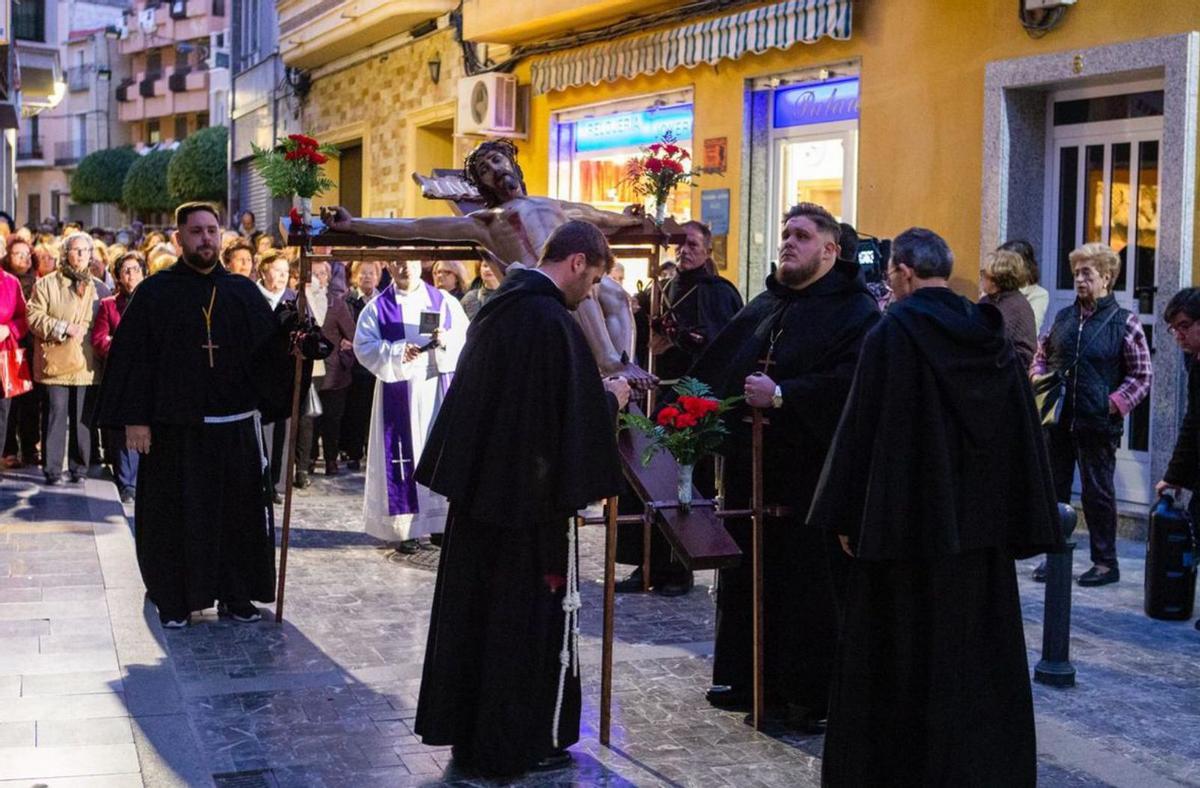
top-left (148, 119), bottom-right (161, 145)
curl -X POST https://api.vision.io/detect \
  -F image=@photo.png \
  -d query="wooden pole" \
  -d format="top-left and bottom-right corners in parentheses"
top-left (275, 243), bottom-right (310, 625)
top-left (600, 497), bottom-right (618, 746)
top-left (750, 407), bottom-right (766, 730)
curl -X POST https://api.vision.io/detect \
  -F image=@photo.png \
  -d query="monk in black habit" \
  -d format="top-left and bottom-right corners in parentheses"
top-left (809, 228), bottom-right (1061, 786)
top-left (95, 202), bottom-right (321, 627)
top-left (689, 203), bottom-right (880, 728)
top-left (413, 220), bottom-right (630, 777)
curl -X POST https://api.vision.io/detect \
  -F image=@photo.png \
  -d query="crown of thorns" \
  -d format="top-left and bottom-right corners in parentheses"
top-left (463, 139), bottom-right (520, 189)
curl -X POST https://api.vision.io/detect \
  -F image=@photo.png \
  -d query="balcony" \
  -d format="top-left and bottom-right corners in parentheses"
top-left (16, 135), bottom-right (45, 163)
top-left (277, 0), bottom-right (458, 70)
top-left (461, 0), bottom-right (679, 44)
top-left (121, 0), bottom-right (226, 55)
top-left (117, 67), bottom-right (208, 120)
top-left (116, 77), bottom-right (136, 102)
top-left (67, 66), bottom-right (92, 92)
top-left (55, 139), bottom-right (90, 167)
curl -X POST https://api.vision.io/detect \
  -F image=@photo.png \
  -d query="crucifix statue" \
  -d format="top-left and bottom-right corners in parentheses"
top-left (327, 139), bottom-right (656, 389)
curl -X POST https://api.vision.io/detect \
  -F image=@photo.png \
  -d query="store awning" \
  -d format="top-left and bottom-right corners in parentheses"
top-left (530, 0), bottom-right (852, 95)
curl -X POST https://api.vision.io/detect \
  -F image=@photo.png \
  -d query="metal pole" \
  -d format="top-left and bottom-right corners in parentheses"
top-left (600, 500), bottom-right (618, 746)
top-left (750, 407), bottom-right (766, 729)
top-left (274, 243), bottom-right (309, 624)
top-left (1034, 503), bottom-right (1078, 687)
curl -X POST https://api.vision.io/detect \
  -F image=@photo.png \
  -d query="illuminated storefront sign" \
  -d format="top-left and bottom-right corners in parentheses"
top-left (575, 104), bottom-right (695, 153)
top-left (773, 77), bottom-right (860, 129)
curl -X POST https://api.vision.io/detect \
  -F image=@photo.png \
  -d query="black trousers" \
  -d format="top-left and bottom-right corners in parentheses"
top-left (339, 373), bottom-right (374, 462)
top-left (317, 386), bottom-right (348, 466)
top-left (1047, 427), bottom-right (1119, 568)
top-left (43, 384), bottom-right (90, 477)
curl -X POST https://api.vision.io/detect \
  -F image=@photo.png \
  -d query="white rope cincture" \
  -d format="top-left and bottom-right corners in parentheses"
top-left (552, 517), bottom-right (582, 749)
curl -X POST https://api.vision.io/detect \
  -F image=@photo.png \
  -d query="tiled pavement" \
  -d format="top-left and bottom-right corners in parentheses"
top-left (1, 465), bottom-right (1198, 787)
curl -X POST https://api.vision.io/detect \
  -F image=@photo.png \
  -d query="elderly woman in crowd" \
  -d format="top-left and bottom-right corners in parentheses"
top-left (1030, 242), bottom-right (1151, 587)
top-left (432, 260), bottom-right (469, 300)
top-left (3, 238), bottom-right (41, 466)
top-left (91, 251), bottom-right (146, 503)
top-left (222, 240), bottom-right (256, 278)
top-left (0, 239), bottom-right (30, 477)
top-left (147, 243), bottom-right (178, 275)
top-left (460, 260), bottom-right (499, 320)
top-left (26, 231), bottom-right (103, 485)
top-left (1001, 239), bottom-right (1050, 334)
top-left (980, 249), bottom-right (1037, 369)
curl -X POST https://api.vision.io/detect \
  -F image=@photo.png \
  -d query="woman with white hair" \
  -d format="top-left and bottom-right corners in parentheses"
top-left (26, 231), bottom-right (103, 484)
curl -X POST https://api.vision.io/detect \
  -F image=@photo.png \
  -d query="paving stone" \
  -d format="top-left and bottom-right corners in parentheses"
top-left (0, 743), bottom-right (139, 780)
top-left (0, 721), bottom-right (34, 747)
top-left (37, 717), bottom-right (134, 747)
top-left (19, 670), bottom-right (124, 697)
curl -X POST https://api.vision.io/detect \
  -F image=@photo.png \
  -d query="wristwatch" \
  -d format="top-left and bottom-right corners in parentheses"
top-left (771, 385), bottom-right (783, 409)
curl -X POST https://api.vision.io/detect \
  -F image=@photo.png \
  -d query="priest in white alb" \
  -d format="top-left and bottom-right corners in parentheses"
top-left (354, 259), bottom-right (468, 552)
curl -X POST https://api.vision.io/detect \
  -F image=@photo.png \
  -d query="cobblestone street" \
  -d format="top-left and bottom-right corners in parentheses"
top-left (0, 466), bottom-right (1197, 787)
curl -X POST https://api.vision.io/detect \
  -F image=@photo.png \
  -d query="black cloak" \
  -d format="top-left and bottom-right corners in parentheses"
top-left (654, 265), bottom-right (744, 381)
top-left (689, 266), bottom-right (880, 711)
top-left (808, 287), bottom-right (1062, 787)
top-left (95, 262), bottom-right (294, 613)
top-left (413, 268), bottom-right (622, 776)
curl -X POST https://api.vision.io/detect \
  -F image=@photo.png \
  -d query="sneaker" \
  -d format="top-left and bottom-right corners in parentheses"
top-left (397, 539), bottom-right (422, 555)
top-left (68, 472), bottom-right (85, 484)
top-left (43, 472), bottom-right (61, 486)
top-left (294, 471), bottom-right (310, 489)
top-left (1032, 561), bottom-right (1047, 583)
top-left (1078, 564), bottom-right (1120, 587)
top-left (219, 601), bottom-right (262, 623)
top-left (656, 570), bottom-right (694, 597)
top-left (158, 610), bottom-right (189, 628)
top-left (119, 488), bottom-right (135, 504)
top-left (272, 490), bottom-right (284, 505)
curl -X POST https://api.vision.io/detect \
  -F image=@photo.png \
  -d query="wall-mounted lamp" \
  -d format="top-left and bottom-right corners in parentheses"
top-left (427, 54), bottom-right (441, 85)
top-left (97, 67), bottom-right (112, 80)
top-left (104, 25), bottom-right (121, 40)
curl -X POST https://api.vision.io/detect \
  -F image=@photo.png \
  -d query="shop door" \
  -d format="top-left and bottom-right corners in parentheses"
top-left (1044, 98), bottom-right (1162, 506)
top-left (768, 124), bottom-right (856, 257)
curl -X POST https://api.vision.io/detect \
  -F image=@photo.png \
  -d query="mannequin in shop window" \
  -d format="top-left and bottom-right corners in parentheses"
top-left (327, 138), bottom-right (654, 389)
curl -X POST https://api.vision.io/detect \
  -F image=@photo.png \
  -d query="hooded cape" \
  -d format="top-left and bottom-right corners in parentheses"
top-left (808, 286), bottom-right (1061, 560)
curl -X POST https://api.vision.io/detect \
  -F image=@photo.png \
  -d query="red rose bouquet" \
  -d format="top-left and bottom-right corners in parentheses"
top-left (251, 133), bottom-right (340, 200)
top-left (625, 131), bottom-right (698, 223)
top-left (620, 377), bottom-right (740, 468)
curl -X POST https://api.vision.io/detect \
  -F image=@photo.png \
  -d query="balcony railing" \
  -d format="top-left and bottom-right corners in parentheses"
top-left (55, 139), bottom-right (90, 166)
top-left (116, 78), bottom-right (135, 101)
top-left (67, 66), bottom-right (91, 92)
top-left (139, 73), bottom-right (162, 97)
top-left (16, 135), bottom-right (44, 160)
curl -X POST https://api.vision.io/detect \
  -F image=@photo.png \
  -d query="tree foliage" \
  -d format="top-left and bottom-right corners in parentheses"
top-left (167, 125), bottom-right (228, 204)
top-left (122, 149), bottom-right (178, 217)
top-left (70, 147), bottom-right (138, 206)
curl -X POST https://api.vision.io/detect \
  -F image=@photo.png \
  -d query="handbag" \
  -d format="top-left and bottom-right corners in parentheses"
top-left (42, 340), bottom-right (86, 379)
top-left (0, 347), bottom-right (33, 398)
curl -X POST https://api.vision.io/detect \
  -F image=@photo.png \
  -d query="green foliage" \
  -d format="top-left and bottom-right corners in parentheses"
top-left (122, 149), bottom-right (179, 217)
top-left (70, 147), bottom-right (139, 206)
top-left (251, 133), bottom-right (340, 199)
top-left (619, 377), bottom-right (742, 467)
top-left (167, 126), bottom-right (228, 204)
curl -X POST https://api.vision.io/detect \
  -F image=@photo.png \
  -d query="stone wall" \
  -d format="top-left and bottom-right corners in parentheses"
top-left (299, 28), bottom-right (466, 216)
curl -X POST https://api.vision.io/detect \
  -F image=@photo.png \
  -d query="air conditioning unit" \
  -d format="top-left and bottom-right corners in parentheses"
top-left (457, 73), bottom-right (517, 136)
top-left (137, 8), bottom-right (157, 34)
top-left (207, 32), bottom-right (229, 69)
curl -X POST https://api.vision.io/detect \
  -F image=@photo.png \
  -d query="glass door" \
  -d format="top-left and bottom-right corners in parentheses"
top-left (768, 124), bottom-right (856, 261)
top-left (1045, 95), bottom-right (1162, 506)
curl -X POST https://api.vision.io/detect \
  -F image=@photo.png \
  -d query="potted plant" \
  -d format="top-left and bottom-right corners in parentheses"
top-left (625, 131), bottom-right (698, 225)
top-left (250, 133), bottom-right (339, 227)
top-left (620, 377), bottom-right (740, 509)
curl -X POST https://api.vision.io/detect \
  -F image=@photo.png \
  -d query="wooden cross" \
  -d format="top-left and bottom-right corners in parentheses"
top-left (201, 336), bottom-right (219, 368)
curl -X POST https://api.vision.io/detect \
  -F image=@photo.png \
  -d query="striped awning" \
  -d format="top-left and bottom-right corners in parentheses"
top-left (531, 0), bottom-right (851, 95)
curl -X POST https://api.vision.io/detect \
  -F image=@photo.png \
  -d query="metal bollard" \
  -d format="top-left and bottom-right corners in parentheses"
top-left (1035, 503), bottom-right (1078, 687)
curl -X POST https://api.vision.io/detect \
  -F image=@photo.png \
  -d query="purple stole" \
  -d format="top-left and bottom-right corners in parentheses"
top-left (374, 283), bottom-right (454, 517)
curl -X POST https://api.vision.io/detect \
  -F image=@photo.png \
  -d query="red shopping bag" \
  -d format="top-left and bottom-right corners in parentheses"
top-left (0, 348), bottom-right (33, 398)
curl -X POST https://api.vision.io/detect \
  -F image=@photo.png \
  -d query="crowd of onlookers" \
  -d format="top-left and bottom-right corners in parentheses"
top-left (0, 208), bottom-right (506, 505)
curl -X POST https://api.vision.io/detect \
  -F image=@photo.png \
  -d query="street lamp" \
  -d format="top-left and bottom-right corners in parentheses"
top-left (427, 54), bottom-right (441, 85)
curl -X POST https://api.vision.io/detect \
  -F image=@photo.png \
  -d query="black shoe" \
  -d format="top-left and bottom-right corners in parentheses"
top-left (784, 703), bottom-right (827, 734)
top-left (397, 539), bottom-right (421, 555)
top-left (272, 490), bottom-right (284, 505)
top-left (119, 488), bottom-right (135, 504)
top-left (429, 532), bottom-right (444, 547)
top-left (346, 459), bottom-right (361, 472)
top-left (706, 685), bottom-right (750, 710)
top-left (531, 749), bottom-right (572, 771)
top-left (69, 471), bottom-right (85, 484)
top-left (218, 600), bottom-right (262, 623)
top-left (158, 608), bottom-right (189, 628)
top-left (43, 472), bottom-right (61, 486)
top-left (1195, 618), bottom-right (1199, 631)
top-left (325, 460), bottom-right (339, 477)
top-left (294, 471), bottom-right (310, 489)
top-left (656, 571), bottom-right (694, 597)
top-left (614, 567), bottom-right (647, 594)
top-left (1078, 565), bottom-right (1120, 587)
top-left (1032, 561), bottom-right (1047, 583)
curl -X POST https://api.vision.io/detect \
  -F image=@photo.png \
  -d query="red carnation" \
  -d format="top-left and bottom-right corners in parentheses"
top-left (674, 412), bottom-right (698, 429)
top-left (284, 149), bottom-right (302, 161)
top-left (308, 152), bottom-right (328, 165)
top-left (645, 158), bottom-right (664, 173)
top-left (664, 159), bottom-right (684, 174)
top-left (680, 149), bottom-right (691, 160)
top-left (289, 207), bottom-right (302, 225)
top-left (288, 133), bottom-right (319, 147)
top-left (649, 143), bottom-right (662, 153)
top-left (665, 144), bottom-right (679, 155)
top-left (657, 406), bottom-right (681, 427)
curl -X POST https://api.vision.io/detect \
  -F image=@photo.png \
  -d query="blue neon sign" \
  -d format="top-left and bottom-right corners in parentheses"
top-left (773, 77), bottom-right (860, 129)
top-left (574, 105), bottom-right (694, 153)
